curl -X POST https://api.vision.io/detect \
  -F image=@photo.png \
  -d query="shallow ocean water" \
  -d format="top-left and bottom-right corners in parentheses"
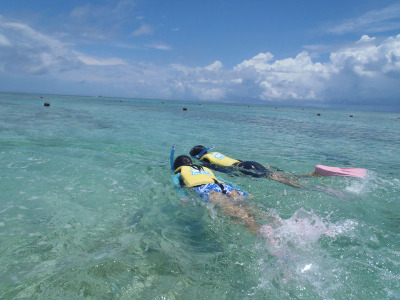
top-left (0, 92), bottom-right (399, 299)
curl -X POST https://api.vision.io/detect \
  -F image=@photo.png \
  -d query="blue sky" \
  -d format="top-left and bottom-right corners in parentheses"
top-left (1, 0), bottom-right (400, 110)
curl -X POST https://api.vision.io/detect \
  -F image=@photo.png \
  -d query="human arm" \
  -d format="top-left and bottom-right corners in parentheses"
top-left (171, 173), bottom-right (189, 200)
top-left (266, 173), bottom-right (305, 188)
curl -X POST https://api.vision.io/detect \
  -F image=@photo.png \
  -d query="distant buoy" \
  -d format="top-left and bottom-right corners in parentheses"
top-left (162, 102), bottom-right (165, 104)
top-left (317, 113), bottom-right (321, 116)
top-left (44, 102), bottom-right (50, 107)
top-left (350, 115), bottom-right (354, 117)
top-left (183, 107), bottom-right (187, 111)
top-left (40, 96), bottom-right (43, 99)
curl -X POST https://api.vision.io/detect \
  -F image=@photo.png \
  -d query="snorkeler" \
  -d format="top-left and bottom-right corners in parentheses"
top-left (172, 154), bottom-right (262, 233)
top-left (189, 145), bottom-right (305, 188)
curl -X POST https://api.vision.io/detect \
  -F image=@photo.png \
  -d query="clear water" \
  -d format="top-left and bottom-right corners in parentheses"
top-left (1, 93), bottom-right (399, 299)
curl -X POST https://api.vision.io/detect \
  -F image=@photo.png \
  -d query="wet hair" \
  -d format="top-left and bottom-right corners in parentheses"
top-left (174, 155), bottom-right (206, 172)
top-left (190, 145), bottom-right (207, 158)
top-left (173, 155), bottom-right (193, 170)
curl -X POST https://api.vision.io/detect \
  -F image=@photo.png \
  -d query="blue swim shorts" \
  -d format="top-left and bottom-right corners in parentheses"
top-left (192, 183), bottom-right (248, 202)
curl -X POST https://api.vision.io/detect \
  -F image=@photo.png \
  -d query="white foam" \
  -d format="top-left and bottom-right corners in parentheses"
top-left (345, 175), bottom-right (371, 194)
top-left (258, 209), bottom-right (358, 297)
top-left (0, 205), bottom-right (14, 214)
top-left (28, 232), bottom-right (41, 237)
top-left (275, 209), bottom-right (331, 245)
top-left (260, 208), bottom-right (357, 250)
top-left (37, 241), bottom-right (50, 246)
top-left (301, 263), bottom-right (312, 273)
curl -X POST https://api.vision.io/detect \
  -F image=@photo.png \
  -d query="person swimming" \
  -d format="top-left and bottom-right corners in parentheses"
top-left (189, 145), bottom-right (304, 188)
top-left (171, 154), bottom-right (261, 233)
top-left (190, 145), bottom-right (271, 176)
top-left (172, 155), bottom-right (248, 201)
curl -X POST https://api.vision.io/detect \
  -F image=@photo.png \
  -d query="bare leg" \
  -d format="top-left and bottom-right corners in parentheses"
top-left (267, 173), bottom-right (305, 188)
top-left (209, 191), bottom-right (261, 234)
top-left (297, 172), bottom-right (320, 177)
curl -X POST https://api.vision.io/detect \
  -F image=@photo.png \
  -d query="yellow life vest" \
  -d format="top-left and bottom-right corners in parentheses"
top-left (175, 165), bottom-right (221, 187)
top-left (201, 152), bottom-right (241, 167)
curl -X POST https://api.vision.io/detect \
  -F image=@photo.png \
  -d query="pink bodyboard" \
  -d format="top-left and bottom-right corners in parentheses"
top-left (315, 165), bottom-right (367, 178)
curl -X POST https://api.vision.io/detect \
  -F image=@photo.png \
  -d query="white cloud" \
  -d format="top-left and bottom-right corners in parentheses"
top-left (328, 3), bottom-right (400, 35)
top-left (358, 35), bottom-right (376, 43)
top-left (231, 78), bottom-right (242, 84)
top-left (113, 0), bottom-right (136, 14)
top-left (70, 5), bottom-right (92, 19)
top-left (132, 24), bottom-right (154, 36)
top-left (1, 15), bottom-right (399, 108)
top-left (204, 61), bottom-right (223, 71)
top-left (199, 87), bottom-right (227, 100)
top-left (231, 51), bottom-right (329, 100)
top-left (145, 42), bottom-right (172, 51)
top-left (0, 32), bottom-right (11, 46)
top-left (235, 52), bottom-right (274, 71)
top-left (71, 1), bottom-right (136, 19)
top-left (0, 19), bottom-right (81, 74)
top-left (330, 34), bottom-right (400, 77)
top-left (164, 34), bottom-right (400, 103)
top-left (77, 55), bottom-right (127, 66)
top-left (68, 1), bottom-right (137, 40)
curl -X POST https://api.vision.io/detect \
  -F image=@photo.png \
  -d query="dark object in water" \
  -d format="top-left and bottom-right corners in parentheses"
top-left (235, 161), bottom-right (271, 178)
top-left (183, 107), bottom-right (187, 111)
top-left (350, 115), bottom-right (353, 117)
top-left (44, 102), bottom-right (50, 107)
top-left (317, 113), bottom-right (321, 116)
top-left (128, 208), bottom-right (151, 227)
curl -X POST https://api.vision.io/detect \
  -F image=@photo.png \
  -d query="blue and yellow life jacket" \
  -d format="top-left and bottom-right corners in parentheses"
top-left (174, 165), bottom-right (222, 187)
top-left (200, 152), bottom-right (241, 167)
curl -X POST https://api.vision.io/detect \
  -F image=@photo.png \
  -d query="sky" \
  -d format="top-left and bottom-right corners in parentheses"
top-left (0, 0), bottom-right (400, 111)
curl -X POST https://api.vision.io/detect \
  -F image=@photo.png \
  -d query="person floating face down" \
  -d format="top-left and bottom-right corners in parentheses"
top-left (172, 155), bottom-right (261, 233)
top-left (189, 145), bottom-right (305, 188)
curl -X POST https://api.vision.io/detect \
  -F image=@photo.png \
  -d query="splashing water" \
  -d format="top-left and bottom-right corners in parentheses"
top-left (257, 208), bottom-right (360, 298)
top-left (260, 208), bottom-right (357, 252)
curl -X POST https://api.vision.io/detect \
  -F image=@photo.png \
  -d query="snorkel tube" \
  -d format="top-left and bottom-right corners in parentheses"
top-left (195, 145), bottom-right (215, 159)
top-left (170, 144), bottom-right (176, 171)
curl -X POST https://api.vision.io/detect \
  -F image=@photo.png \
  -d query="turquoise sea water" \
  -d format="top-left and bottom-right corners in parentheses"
top-left (1, 92), bottom-right (399, 299)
